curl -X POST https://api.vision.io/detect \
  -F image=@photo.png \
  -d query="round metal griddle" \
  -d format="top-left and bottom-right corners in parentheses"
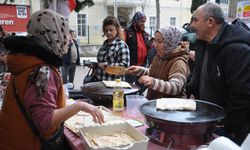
top-left (81, 81), bottom-right (140, 106)
top-left (81, 81), bottom-right (140, 96)
top-left (139, 99), bottom-right (226, 124)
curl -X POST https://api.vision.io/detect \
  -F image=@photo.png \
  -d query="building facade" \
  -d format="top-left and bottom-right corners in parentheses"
top-left (68, 0), bottom-right (192, 45)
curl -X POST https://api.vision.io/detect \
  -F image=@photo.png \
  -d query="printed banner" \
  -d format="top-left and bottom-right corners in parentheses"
top-left (237, 1), bottom-right (250, 18)
top-left (0, 4), bottom-right (30, 32)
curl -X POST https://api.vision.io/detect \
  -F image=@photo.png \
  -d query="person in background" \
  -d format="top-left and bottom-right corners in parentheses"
top-left (187, 2), bottom-right (250, 144)
top-left (126, 26), bottom-right (190, 100)
top-left (62, 29), bottom-right (80, 85)
top-left (0, 25), bottom-right (8, 73)
top-left (124, 11), bottom-right (150, 87)
top-left (96, 16), bottom-right (130, 81)
top-left (146, 37), bottom-right (156, 67)
top-left (0, 9), bottom-right (104, 150)
top-left (181, 21), bottom-right (196, 72)
top-left (11, 32), bottom-right (16, 36)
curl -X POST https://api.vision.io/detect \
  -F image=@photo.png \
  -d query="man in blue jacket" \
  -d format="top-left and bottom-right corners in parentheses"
top-left (187, 2), bottom-right (250, 144)
top-left (62, 30), bottom-right (80, 85)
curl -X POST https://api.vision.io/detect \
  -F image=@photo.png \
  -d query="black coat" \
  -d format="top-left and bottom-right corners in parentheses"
top-left (3, 36), bottom-right (63, 67)
top-left (187, 19), bottom-right (250, 143)
top-left (124, 25), bottom-right (150, 66)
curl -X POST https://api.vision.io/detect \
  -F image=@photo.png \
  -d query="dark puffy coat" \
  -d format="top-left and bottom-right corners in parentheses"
top-left (187, 19), bottom-right (250, 143)
top-left (124, 25), bottom-right (150, 66)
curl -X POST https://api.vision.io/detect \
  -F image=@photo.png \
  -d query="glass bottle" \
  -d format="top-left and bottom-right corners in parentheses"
top-left (112, 79), bottom-right (124, 116)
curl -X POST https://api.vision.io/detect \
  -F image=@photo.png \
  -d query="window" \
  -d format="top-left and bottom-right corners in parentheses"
top-left (77, 14), bottom-right (86, 37)
top-left (149, 16), bottom-right (156, 36)
top-left (219, 0), bottom-right (228, 4)
top-left (170, 17), bottom-right (176, 26)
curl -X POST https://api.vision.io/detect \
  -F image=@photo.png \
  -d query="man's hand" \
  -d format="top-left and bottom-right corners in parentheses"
top-left (189, 50), bottom-right (195, 61)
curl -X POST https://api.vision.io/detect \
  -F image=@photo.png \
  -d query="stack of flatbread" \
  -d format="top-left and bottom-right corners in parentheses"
top-left (84, 131), bottom-right (135, 148)
top-left (102, 80), bottom-right (132, 88)
top-left (156, 98), bottom-right (196, 111)
top-left (105, 66), bottom-right (126, 75)
top-left (65, 107), bottom-right (124, 135)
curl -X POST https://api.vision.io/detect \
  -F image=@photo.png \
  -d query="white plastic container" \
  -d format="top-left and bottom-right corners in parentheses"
top-left (79, 122), bottom-right (149, 150)
top-left (66, 106), bottom-right (149, 149)
top-left (197, 136), bottom-right (242, 150)
top-left (241, 133), bottom-right (250, 150)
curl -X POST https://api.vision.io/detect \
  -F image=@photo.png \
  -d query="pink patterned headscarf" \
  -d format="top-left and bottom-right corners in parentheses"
top-left (160, 26), bottom-right (182, 53)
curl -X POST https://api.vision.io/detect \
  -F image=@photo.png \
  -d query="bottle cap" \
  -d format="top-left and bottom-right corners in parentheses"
top-left (115, 79), bottom-right (121, 83)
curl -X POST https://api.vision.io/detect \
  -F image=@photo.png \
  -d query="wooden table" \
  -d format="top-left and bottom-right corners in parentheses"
top-left (81, 81), bottom-right (140, 105)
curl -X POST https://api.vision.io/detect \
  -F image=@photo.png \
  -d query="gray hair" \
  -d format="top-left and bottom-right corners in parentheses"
top-left (201, 2), bottom-right (225, 24)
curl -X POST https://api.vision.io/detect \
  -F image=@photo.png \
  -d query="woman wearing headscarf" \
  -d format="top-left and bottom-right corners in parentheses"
top-left (126, 26), bottom-right (190, 100)
top-left (0, 9), bottom-right (104, 150)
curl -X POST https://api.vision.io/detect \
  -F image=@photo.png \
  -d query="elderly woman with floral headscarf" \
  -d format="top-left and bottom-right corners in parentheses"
top-left (126, 26), bottom-right (190, 100)
top-left (0, 9), bottom-right (104, 150)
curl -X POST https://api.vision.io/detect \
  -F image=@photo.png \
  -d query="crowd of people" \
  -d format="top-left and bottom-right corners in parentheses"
top-left (0, 9), bottom-right (104, 149)
top-left (0, 1), bottom-right (250, 149)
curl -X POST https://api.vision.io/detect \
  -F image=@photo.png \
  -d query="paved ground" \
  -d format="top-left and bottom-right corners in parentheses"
top-left (73, 57), bottom-right (97, 89)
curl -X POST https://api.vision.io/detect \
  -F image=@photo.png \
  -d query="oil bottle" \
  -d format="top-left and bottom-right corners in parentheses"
top-left (112, 79), bottom-right (124, 116)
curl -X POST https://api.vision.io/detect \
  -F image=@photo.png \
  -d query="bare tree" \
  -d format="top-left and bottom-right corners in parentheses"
top-left (74, 0), bottom-right (94, 12)
top-left (3, 0), bottom-right (15, 4)
top-left (156, 0), bottom-right (160, 30)
top-left (42, 0), bottom-right (94, 13)
top-left (191, 0), bottom-right (207, 13)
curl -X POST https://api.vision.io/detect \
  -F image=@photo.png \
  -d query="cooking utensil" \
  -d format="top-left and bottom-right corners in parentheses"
top-left (105, 66), bottom-right (126, 75)
top-left (139, 99), bottom-right (226, 150)
top-left (82, 60), bottom-right (98, 69)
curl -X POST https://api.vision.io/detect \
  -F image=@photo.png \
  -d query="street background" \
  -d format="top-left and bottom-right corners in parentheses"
top-left (73, 57), bottom-right (97, 89)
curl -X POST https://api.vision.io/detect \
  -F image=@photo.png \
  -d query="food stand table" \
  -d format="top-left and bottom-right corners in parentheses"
top-left (64, 108), bottom-right (166, 150)
top-left (81, 81), bottom-right (140, 105)
top-left (64, 98), bottom-right (226, 150)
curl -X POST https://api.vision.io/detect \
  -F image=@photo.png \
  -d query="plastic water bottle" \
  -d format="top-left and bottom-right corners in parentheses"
top-left (113, 79), bottom-right (124, 116)
top-left (63, 85), bottom-right (69, 100)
